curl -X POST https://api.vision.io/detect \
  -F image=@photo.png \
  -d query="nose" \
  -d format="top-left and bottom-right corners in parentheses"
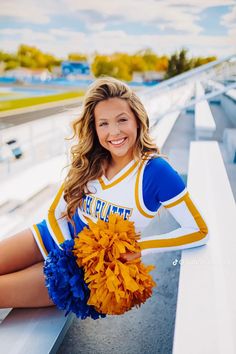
top-left (109, 122), bottom-right (121, 136)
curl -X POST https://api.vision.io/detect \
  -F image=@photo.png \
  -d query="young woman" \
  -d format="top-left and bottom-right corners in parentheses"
top-left (0, 77), bottom-right (209, 309)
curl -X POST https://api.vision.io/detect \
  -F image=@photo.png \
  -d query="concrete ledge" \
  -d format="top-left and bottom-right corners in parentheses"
top-left (173, 141), bottom-right (236, 354)
top-left (0, 307), bottom-right (74, 354)
top-left (223, 128), bottom-right (236, 162)
top-left (194, 82), bottom-right (216, 139)
top-left (221, 93), bottom-right (236, 127)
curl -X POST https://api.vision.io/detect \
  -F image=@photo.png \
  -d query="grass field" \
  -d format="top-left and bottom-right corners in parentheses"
top-left (0, 91), bottom-right (84, 112)
top-left (0, 92), bottom-right (15, 97)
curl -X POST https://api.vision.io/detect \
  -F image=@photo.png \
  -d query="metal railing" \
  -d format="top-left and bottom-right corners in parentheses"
top-left (138, 53), bottom-right (236, 127)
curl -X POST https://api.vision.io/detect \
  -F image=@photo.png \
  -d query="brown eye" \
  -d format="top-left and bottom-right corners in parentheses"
top-left (99, 122), bottom-right (108, 127)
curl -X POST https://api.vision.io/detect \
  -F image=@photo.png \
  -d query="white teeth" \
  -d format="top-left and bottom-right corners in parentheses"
top-left (110, 138), bottom-right (125, 145)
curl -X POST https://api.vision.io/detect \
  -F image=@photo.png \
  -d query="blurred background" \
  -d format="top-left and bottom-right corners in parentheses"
top-left (0, 1), bottom-right (236, 353)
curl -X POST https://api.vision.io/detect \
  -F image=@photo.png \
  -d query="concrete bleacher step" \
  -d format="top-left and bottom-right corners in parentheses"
top-left (0, 307), bottom-right (74, 354)
top-left (0, 154), bottom-right (68, 239)
top-left (0, 309), bottom-right (12, 324)
top-left (167, 148), bottom-right (189, 176)
top-left (223, 128), bottom-right (236, 163)
top-left (195, 81), bottom-right (216, 140)
top-left (173, 141), bottom-right (236, 354)
top-left (0, 215), bottom-right (23, 241)
top-left (151, 111), bottom-right (181, 150)
top-left (0, 181), bottom-right (74, 354)
top-left (0, 154), bottom-right (68, 208)
top-left (3, 184), bottom-right (60, 239)
top-left (218, 143), bottom-right (236, 201)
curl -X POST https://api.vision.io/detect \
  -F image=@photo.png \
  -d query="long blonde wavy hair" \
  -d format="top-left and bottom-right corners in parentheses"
top-left (64, 77), bottom-right (165, 224)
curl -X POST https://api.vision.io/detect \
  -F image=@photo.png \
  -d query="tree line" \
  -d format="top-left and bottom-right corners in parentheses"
top-left (0, 44), bottom-right (217, 80)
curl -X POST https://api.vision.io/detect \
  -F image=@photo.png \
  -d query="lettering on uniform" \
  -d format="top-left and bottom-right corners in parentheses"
top-left (81, 195), bottom-right (133, 221)
top-left (95, 199), bottom-right (107, 219)
top-left (81, 195), bottom-right (95, 215)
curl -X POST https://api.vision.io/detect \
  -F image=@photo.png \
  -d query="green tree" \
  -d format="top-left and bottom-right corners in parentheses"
top-left (165, 48), bottom-right (192, 78)
top-left (155, 56), bottom-right (169, 71)
top-left (0, 51), bottom-right (20, 70)
top-left (16, 44), bottom-right (61, 71)
top-left (140, 48), bottom-right (158, 70)
top-left (165, 48), bottom-right (217, 79)
top-left (91, 55), bottom-right (132, 81)
top-left (190, 56), bottom-right (217, 68)
top-left (68, 53), bottom-right (88, 61)
top-left (4, 60), bottom-right (20, 70)
top-left (129, 55), bottom-right (146, 73)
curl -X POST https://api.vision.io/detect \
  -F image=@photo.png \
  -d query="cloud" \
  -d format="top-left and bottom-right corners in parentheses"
top-left (0, 0), bottom-right (235, 59)
top-left (1, 0), bottom-right (235, 34)
top-left (0, 27), bottom-right (234, 59)
top-left (50, 29), bottom-right (85, 39)
top-left (160, 0), bottom-right (235, 6)
top-left (227, 27), bottom-right (236, 38)
top-left (0, 0), bottom-right (56, 24)
top-left (75, 9), bottom-right (122, 32)
top-left (221, 5), bottom-right (236, 29)
top-left (86, 31), bottom-right (235, 58)
top-left (0, 28), bottom-right (54, 42)
top-left (65, 0), bottom-right (203, 35)
top-left (1, 0), bottom-right (80, 25)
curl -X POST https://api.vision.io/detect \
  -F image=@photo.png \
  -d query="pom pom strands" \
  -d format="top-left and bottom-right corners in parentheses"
top-left (73, 214), bottom-right (156, 315)
top-left (44, 239), bottom-right (105, 320)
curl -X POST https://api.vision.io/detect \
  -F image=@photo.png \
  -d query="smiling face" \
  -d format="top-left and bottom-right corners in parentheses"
top-left (94, 97), bottom-right (138, 164)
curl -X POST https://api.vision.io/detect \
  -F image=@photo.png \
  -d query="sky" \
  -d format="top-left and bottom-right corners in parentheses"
top-left (0, 0), bottom-right (236, 60)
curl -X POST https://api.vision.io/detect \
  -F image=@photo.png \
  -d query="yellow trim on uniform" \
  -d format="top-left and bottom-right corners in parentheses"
top-left (99, 160), bottom-right (139, 190)
top-left (139, 193), bottom-right (208, 250)
top-left (135, 160), bottom-right (154, 219)
top-left (164, 191), bottom-right (189, 208)
top-left (48, 183), bottom-right (66, 245)
top-left (33, 224), bottom-right (48, 257)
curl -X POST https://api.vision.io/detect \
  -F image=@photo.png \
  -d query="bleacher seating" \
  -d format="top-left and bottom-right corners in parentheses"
top-left (1, 53), bottom-right (235, 352)
top-left (173, 141), bottom-right (236, 354)
top-left (194, 82), bottom-right (216, 139)
top-left (0, 307), bottom-right (74, 354)
top-left (223, 128), bottom-right (236, 163)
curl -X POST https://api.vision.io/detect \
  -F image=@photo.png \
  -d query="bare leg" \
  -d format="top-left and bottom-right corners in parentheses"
top-left (0, 228), bottom-right (44, 275)
top-left (0, 262), bottom-right (54, 308)
top-left (0, 229), bottom-right (54, 308)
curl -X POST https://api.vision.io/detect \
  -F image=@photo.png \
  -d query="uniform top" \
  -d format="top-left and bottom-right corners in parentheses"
top-left (31, 156), bottom-right (209, 259)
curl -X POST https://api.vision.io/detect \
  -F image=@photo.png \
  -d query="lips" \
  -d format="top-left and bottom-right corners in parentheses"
top-left (109, 138), bottom-right (127, 146)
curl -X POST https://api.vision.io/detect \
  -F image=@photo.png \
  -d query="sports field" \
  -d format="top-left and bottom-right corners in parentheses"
top-left (0, 87), bottom-right (84, 112)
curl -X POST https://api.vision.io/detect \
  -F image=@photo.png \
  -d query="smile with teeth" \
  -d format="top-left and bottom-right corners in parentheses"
top-left (109, 138), bottom-right (126, 146)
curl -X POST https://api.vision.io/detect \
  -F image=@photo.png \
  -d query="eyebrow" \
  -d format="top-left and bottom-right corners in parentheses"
top-left (97, 112), bottom-right (130, 121)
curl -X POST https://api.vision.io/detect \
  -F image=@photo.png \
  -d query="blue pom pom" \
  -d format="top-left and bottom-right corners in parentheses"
top-left (44, 239), bottom-right (105, 320)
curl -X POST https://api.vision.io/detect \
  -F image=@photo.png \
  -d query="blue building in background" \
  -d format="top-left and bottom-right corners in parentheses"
top-left (62, 61), bottom-right (90, 76)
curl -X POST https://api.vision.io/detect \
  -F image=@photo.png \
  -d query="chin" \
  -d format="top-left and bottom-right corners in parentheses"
top-left (112, 152), bottom-right (127, 158)
top-left (111, 148), bottom-right (132, 159)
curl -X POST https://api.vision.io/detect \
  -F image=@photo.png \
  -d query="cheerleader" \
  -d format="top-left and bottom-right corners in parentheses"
top-left (0, 77), bottom-right (208, 309)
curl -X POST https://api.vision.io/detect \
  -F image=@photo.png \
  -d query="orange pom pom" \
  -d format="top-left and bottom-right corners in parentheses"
top-left (73, 214), bottom-right (156, 315)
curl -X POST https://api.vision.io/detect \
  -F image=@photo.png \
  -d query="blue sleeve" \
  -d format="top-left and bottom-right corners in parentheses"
top-left (142, 157), bottom-right (186, 211)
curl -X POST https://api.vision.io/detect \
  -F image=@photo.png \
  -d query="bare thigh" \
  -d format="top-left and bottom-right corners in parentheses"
top-left (0, 262), bottom-right (54, 308)
top-left (0, 228), bottom-right (44, 275)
